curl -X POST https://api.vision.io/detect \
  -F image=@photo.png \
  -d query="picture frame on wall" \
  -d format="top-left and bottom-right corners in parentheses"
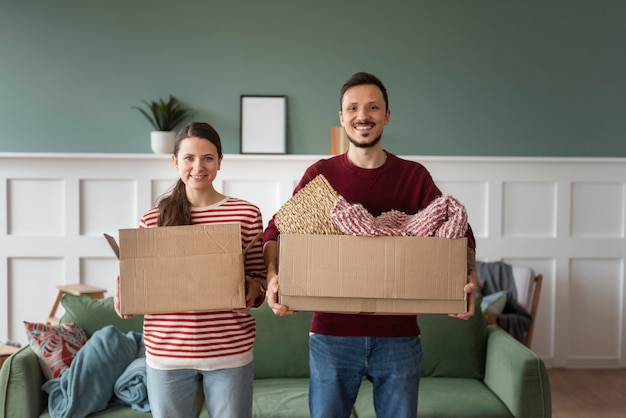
top-left (240, 95), bottom-right (287, 154)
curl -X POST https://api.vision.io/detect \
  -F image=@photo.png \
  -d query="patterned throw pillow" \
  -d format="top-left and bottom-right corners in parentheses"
top-left (24, 321), bottom-right (87, 380)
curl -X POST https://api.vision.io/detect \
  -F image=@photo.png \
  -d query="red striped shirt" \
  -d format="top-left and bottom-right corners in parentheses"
top-left (140, 197), bottom-right (265, 371)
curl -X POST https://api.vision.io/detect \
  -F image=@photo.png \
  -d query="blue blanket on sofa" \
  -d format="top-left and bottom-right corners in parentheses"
top-left (113, 335), bottom-right (149, 412)
top-left (42, 326), bottom-right (139, 418)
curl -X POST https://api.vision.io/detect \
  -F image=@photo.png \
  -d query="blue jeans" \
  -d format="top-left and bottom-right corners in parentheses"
top-left (146, 362), bottom-right (253, 418)
top-left (309, 334), bottom-right (422, 418)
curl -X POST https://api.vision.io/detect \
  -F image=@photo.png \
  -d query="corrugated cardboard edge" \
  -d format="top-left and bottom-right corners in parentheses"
top-left (279, 295), bottom-right (467, 315)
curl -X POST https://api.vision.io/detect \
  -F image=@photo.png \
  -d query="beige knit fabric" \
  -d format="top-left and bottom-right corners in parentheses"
top-left (274, 174), bottom-right (344, 235)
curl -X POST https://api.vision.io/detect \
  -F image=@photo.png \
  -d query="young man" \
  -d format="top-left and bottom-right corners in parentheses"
top-left (262, 72), bottom-right (477, 418)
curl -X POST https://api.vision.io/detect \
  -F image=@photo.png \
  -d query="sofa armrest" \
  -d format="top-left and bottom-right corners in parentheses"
top-left (483, 326), bottom-right (551, 418)
top-left (0, 346), bottom-right (47, 418)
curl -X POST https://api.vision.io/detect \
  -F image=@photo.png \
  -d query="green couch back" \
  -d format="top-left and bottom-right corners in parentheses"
top-left (252, 296), bottom-right (488, 380)
top-left (419, 294), bottom-right (488, 379)
top-left (251, 303), bottom-right (313, 379)
top-left (60, 295), bottom-right (144, 338)
top-left (59, 294), bottom-right (488, 380)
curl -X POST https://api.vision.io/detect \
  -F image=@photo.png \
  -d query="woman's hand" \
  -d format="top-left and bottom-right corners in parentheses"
top-left (234, 274), bottom-right (266, 313)
top-left (114, 275), bottom-right (133, 319)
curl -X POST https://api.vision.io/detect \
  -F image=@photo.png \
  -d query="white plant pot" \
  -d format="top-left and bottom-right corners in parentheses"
top-left (150, 131), bottom-right (176, 154)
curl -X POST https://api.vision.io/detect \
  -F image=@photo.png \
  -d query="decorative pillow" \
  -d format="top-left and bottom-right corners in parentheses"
top-left (481, 290), bottom-right (508, 315)
top-left (418, 293), bottom-right (488, 379)
top-left (60, 294), bottom-right (144, 338)
top-left (24, 321), bottom-right (87, 380)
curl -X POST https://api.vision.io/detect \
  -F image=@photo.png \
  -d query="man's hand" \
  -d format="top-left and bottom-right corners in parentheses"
top-left (263, 240), bottom-right (297, 316)
top-left (449, 279), bottom-right (476, 320)
top-left (267, 274), bottom-right (298, 316)
top-left (449, 247), bottom-right (478, 320)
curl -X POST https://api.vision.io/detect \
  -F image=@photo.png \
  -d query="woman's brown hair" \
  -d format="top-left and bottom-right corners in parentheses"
top-left (157, 122), bottom-right (223, 226)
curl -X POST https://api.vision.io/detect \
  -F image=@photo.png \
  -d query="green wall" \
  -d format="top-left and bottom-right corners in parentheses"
top-left (1, 1), bottom-right (624, 156)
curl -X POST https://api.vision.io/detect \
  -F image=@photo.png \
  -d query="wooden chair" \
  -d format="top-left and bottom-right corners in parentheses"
top-left (524, 273), bottom-right (543, 348)
top-left (484, 272), bottom-right (543, 348)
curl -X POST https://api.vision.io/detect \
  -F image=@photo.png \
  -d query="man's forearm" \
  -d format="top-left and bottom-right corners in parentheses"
top-left (263, 240), bottom-right (279, 277)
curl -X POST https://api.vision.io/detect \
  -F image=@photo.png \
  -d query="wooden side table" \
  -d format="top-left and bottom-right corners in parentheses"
top-left (46, 284), bottom-right (107, 325)
top-left (0, 345), bottom-right (19, 370)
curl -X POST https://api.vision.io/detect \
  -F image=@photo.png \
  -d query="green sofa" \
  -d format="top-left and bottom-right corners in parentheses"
top-left (1, 294), bottom-right (550, 418)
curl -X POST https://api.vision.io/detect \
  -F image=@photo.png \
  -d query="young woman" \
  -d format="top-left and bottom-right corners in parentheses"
top-left (115, 122), bottom-right (266, 418)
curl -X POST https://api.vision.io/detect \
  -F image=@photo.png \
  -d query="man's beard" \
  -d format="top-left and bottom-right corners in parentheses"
top-left (348, 133), bottom-right (382, 149)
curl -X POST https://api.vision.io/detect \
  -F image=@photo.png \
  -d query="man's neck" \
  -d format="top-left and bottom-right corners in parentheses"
top-left (346, 146), bottom-right (387, 169)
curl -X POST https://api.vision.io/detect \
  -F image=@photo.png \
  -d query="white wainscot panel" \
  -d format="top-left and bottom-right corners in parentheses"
top-left (9, 257), bottom-right (64, 347)
top-left (80, 179), bottom-right (138, 235)
top-left (2, 154), bottom-right (626, 367)
top-left (8, 179), bottom-right (64, 236)
top-left (571, 182), bottom-right (626, 238)
top-left (503, 182), bottom-right (557, 238)
top-left (569, 258), bottom-right (623, 366)
top-left (221, 180), bottom-right (281, 228)
top-left (80, 257), bottom-right (116, 298)
top-left (151, 179), bottom-right (177, 207)
top-left (438, 181), bottom-right (488, 238)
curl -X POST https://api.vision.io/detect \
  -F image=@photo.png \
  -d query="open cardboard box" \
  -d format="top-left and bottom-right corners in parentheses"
top-left (104, 223), bottom-right (245, 315)
top-left (278, 234), bottom-right (468, 315)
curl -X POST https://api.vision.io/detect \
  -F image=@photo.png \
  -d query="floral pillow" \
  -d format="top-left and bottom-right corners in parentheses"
top-left (24, 321), bottom-right (87, 380)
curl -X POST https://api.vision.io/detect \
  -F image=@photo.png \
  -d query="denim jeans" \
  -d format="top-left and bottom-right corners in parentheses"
top-left (309, 334), bottom-right (422, 418)
top-left (146, 362), bottom-right (253, 418)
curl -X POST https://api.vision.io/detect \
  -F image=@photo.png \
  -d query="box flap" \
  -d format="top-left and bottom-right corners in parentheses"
top-left (119, 223), bottom-right (241, 259)
top-left (103, 233), bottom-right (120, 259)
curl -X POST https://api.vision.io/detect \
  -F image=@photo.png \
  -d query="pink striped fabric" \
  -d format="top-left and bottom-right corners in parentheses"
top-left (330, 195), bottom-right (468, 239)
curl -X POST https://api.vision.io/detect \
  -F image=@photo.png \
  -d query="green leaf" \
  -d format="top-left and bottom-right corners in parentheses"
top-left (132, 95), bottom-right (193, 131)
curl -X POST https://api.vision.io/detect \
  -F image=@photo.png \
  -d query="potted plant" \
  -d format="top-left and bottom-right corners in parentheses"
top-left (133, 95), bottom-right (193, 154)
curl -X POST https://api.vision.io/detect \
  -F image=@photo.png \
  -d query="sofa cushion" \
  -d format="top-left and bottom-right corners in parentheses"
top-left (250, 378), bottom-right (311, 418)
top-left (250, 303), bottom-right (312, 379)
top-left (353, 377), bottom-right (512, 418)
top-left (418, 294), bottom-right (487, 379)
top-left (60, 295), bottom-right (144, 338)
top-left (23, 321), bottom-right (87, 380)
top-left (39, 404), bottom-right (154, 418)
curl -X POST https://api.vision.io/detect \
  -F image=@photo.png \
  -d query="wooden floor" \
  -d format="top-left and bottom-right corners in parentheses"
top-left (548, 368), bottom-right (626, 418)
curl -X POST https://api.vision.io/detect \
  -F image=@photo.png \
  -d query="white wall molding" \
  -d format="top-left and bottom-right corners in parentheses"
top-left (1, 153), bottom-right (625, 368)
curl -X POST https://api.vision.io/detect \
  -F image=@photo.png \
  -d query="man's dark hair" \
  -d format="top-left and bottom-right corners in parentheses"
top-left (339, 72), bottom-right (389, 111)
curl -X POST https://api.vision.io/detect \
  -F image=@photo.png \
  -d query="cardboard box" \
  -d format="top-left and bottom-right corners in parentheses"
top-left (278, 234), bottom-right (468, 314)
top-left (105, 223), bottom-right (245, 315)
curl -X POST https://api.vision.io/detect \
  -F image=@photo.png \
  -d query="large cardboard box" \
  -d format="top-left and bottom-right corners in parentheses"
top-left (278, 234), bottom-right (468, 314)
top-left (105, 223), bottom-right (245, 315)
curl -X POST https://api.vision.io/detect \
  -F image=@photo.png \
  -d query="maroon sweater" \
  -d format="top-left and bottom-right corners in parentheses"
top-left (264, 152), bottom-right (476, 337)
